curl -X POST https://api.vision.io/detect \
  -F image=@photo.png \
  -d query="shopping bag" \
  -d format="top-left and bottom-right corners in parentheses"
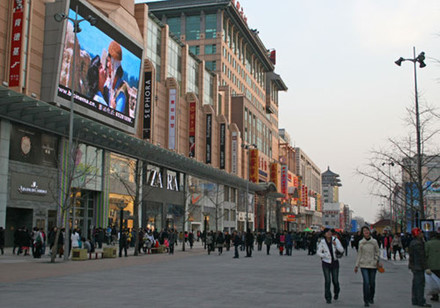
top-left (425, 273), bottom-right (440, 296)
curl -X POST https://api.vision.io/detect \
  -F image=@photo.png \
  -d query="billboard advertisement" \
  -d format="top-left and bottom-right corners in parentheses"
top-left (249, 149), bottom-right (259, 183)
top-left (219, 123), bottom-right (226, 169)
top-left (206, 114), bottom-right (212, 163)
top-left (57, 7), bottom-right (142, 128)
top-left (143, 71), bottom-right (152, 139)
top-left (168, 89), bottom-right (177, 149)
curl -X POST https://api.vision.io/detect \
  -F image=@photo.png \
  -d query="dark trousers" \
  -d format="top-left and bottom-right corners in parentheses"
top-left (257, 242), bottom-right (262, 251)
top-left (322, 265), bottom-right (340, 301)
top-left (169, 244), bottom-right (174, 254)
top-left (246, 245), bottom-right (252, 257)
top-left (234, 245), bottom-right (239, 258)
top-left (119, 245), bottom-right (127, 257)
top-left (412, 270), bottom-right (426, 305)
top-left (266, 244), bottom-right (270, 255)
top-left (361, 268), bottom-right (377, 304)
top-left (286, 244), bottom-right (292, 256)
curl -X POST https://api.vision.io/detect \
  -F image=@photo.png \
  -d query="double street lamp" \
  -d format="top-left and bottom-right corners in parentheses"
top-left (54, 6), bottom-right (97, 261)
top-left (395, 47), bottom-right (426, 226)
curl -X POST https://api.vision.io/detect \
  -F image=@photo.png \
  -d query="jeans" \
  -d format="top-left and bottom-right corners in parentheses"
top-left (234, 245), bottom-right (239, 258)
top-left (361, 268), bottom-right (377, 304)
top-left (322, 265), bottom-right (340, 301)
top-left (412, 270), bottom-right (426, 305)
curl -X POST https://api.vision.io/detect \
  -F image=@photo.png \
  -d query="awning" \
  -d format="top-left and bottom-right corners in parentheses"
top-left (0, 86), bottom-right (264, 192)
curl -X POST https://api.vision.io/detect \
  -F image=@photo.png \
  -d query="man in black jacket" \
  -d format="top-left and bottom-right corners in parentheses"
top-left (245, 230), bottom-right (254, 257)
top-left (409, 228), bottom-right (431, 307)
top-left (232, 231), bottom-right (240, 259)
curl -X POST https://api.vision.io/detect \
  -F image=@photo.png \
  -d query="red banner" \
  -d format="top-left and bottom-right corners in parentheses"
top-left (9, 0), bottom-right (24, 87)
top-left (270, 163), bottom-right (279, 190)
top-left (189, 101), bottom-right (196, 157)
top-left (281, 165), bottom-right (288, 197)
top-left (249, 149), bottom-right (259, 183)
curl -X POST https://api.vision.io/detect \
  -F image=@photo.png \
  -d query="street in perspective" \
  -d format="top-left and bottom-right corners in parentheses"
top-left (0, 241), bottom-right (425, 308)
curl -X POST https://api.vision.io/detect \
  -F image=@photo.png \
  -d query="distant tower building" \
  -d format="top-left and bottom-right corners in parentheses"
top-left (322, 167), bottom-right (342, 203)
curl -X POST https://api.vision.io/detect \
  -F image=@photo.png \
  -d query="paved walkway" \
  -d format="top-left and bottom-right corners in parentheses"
top-left (0, 244), bottom-right (436, 308)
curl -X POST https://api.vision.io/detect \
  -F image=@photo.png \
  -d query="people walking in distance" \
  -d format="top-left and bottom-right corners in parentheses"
top-left (168, 229), bottom-right (176, 255)
top-left (232, 231), bottom-right (240, 259)
top-left (354, 226), bottom-right (381, 307)
top-left (256, 232), bottom-right (263, 251)
top-left (0, 227), bottom-right (4, 255)
top-left (391, 233), bottom-right (404, 260)
top-left (70, 228), bottom-right (81, 256)
top-left (383, 231), bottom-right (393, 260)
top-left (279, 231), bottom-right (285, 256)
top-left (224, 231), bottom-right (231, 251)
top-left (409, 228), bottom-right (431, 307)
top-left (317, 228), bottom-right (344, 304)
top-left (245, 230), bottom-right (254, 257)
top-left (265, 232), bottom-right (272, 255)
top-left (119, 228), bottom-right (128, 257)
top-left (188, 232), bottom-right (194, 249)
top-left (216, 231), bottom-right (224, 255)
top-left (240, 232), bottom-right (246, 251)
top-left (425, 231), bottom-right (440, 302)
top-left (285, 231), bottom-right (293, 256)
top-left (33, 228), bottom-right (44, 258)
top-left (206, 231), bottom-right (214, 255)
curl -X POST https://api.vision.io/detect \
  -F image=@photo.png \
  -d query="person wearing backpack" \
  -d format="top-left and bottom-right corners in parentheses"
top-left (317, 228), bottom-right (344, 304)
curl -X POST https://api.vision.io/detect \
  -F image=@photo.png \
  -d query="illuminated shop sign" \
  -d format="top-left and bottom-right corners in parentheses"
top-left (18, 181), bottom-right (48, 196)
top-left (9, 0), bottom-right (24, 87)
top-left (219, 123), bottom-right (226, 169)
top-left (189, 101), bottom-right (196, 157)
top-left (143, 71), bottom-right (152, 139)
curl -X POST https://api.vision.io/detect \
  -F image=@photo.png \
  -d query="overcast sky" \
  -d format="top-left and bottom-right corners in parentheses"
top-left (139, 0), bottom-right (440, 222)
top-left (240, 0), bottom-right (440, 222)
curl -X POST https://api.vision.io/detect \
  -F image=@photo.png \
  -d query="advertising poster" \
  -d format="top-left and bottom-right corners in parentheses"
top-left (270, 163), bottom-right (279, 190)
top-left (143, 72), bottom-right (152, 139)
top-left (189, 101), bottom-right (196, 157)
top-left (281, 165), bottom-right (288, 196)
top-left (57, 8), bottom-right (142, 127)
top-left (9, 0), bottom-right (24, 87)
top-left (206, 114), bottom-right (212, 163)
top-left (219, 123), bottom-right (226, 169)
top-left (168, 89), bottom-right (177, 149)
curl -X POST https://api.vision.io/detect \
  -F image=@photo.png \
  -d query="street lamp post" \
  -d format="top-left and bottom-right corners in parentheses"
top-left (395, 47), bottom-right (426, 227)
top-left (116, 200), bottom-right (127, 257)
top-left (54, 6), bottom-right (96, 261)
top-left (242, 143), bottom-right (257, 232)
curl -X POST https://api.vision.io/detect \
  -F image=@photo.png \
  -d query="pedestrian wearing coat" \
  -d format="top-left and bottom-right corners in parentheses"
top-left (354, 226), bottom-right (381, 307)
top-left (245, 230), bottom-right (254, 257)
top-left (232, 231), bottom-right (240, 259)
top-left (264, 232), bottom-right (272, 255)
top-left (409, 228), bottom-right (431, 307)
top-left (425, 231), bottom-right (440, 302)
top-left (317, 228), bottom-right (344, 304)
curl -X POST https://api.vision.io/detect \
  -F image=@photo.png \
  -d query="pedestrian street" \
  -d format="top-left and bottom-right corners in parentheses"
top-left (0, 245), bottom-right (430, 308)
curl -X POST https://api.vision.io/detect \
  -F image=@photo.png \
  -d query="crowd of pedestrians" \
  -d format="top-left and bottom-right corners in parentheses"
top-left (1, 223), bottom-right (440, 307)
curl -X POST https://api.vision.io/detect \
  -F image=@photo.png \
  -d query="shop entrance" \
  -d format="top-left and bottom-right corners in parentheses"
top-left (70, 190), bottom-right (95, 239)
top-left (5, 208), bottom-right (33, 247)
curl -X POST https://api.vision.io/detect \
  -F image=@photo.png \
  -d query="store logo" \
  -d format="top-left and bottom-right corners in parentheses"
top-left (148, 170), bottom-right (179, 192)
top-left (18, 181), bottom-right (48, 196)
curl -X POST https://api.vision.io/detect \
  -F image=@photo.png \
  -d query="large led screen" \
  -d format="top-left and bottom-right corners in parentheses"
top-left (57, 8), bottom-right (142, 127)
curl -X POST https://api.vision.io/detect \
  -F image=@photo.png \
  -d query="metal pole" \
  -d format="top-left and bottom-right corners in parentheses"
top-left (119, 206), bottom-right (123, 257)
top-left (64, 5), bottom-right (79, 261)
top-left (413, 47), bottom-right (424, 225)
top-left (246, 148), bottom-right (249, 232)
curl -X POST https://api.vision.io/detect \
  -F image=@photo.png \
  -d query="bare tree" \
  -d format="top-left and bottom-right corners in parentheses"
top-left (49, 142), bottom-right (101, 263)
top-left (357, 101), bottom-right (440, 229)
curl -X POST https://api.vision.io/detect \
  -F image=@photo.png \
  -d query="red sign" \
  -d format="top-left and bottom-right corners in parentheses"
top-left (9, 0), bottom-right (24, 87)
top-left (301, 185), bottom-right (309, 208)
top-left (249, 149), bottom-right (259, 183)
top-left (270, 163), bottom-right (279, 189)
top-left (189, 101), bottom-right (196, 157)
top-left (281, 165), bottom-right (288, 197)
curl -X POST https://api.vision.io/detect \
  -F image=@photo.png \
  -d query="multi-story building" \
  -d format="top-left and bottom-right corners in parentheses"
top-left (0, 0), bottom-right (288, 245)
top-left (294, 147), bottom-right (322, 229)
top-left (322, 202), bottom-right (344, 229)
top-left (146, 0), bottom-right (288, 231)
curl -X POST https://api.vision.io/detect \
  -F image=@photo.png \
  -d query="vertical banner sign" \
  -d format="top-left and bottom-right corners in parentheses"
top-left (188, 101), bottom-right (196, 157)
top-left (168, 89), bottom-right (177, 150)
top-left (205, 114), bottom-right (212, 163)
top-left (9, 0), bottom-right (24, 87)
top-left (143, 72), bottom-right (152, 139)
top-left (231, 132), bottom-right (237, 174)
top-left (249, 149), bottom-right (259, 183)
top-left (270, 163), bottom-right (279, 190)
top-left (281, 165), bottom-right (288, 197)
top-left (219, 123), bottom-right (226, 169)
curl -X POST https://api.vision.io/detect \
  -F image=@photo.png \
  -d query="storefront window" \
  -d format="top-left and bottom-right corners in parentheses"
top-left (108, 194), bottom-right (134, 230)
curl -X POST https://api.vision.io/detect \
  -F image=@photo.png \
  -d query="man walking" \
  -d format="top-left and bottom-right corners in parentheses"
top-left (245, 230), bottom-right (254, 257)
top-left (425, 231), bottom-right (440, 302)
top-left (409, 228), bottom-right (431, 307)
top-left (233, 231), bottom-right (240, 259)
